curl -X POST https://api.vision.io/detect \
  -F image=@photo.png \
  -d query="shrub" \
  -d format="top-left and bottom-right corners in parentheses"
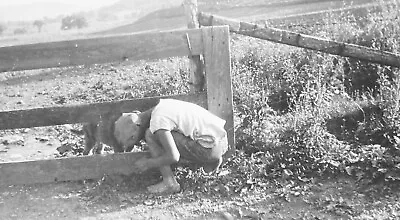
top-left (320, 1), bottom-right (400, 96)
top-left (0, 24), bottom-right (5, 35)
top-left (33, 20), bottom-right (45, 32)
top-left (270, 112), bottom-right (347, 178)
top-left (13, 28), bottom-right (27, 35)
top-left (61, 14), bottom-right (88, 30)
top-left (231, 0), bottom-right (400, 185)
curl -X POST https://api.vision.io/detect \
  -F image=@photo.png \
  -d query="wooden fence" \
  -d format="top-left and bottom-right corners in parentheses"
top-left (0, 23), bottom-right (234, 186)
top-left (2, 0), bottom-right (399, 187)
top-left (198, 12), bottom-right (400, 68)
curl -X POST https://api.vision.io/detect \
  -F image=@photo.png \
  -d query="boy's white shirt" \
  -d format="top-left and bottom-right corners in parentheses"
top-left (149, 99), bottom-right (227, 149)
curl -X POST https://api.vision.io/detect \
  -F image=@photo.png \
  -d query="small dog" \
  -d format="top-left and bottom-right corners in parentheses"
top-left (82, 111), bottom-right (142, 155)
top-left (82, 113), bottom-right (125, 155)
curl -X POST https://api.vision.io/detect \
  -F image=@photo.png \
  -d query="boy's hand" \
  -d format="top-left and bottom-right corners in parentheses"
top-left (133, 158), bottom-right (150, 173)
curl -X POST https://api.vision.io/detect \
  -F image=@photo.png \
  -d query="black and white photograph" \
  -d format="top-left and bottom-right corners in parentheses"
top-left (0, 0), bottom-right (399, 219)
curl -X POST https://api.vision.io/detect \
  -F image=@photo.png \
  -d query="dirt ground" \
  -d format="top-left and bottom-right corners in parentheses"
top-left (0, 173), bottom-right (379, 220)
top-left (1, 62), bottom-right (399, 220)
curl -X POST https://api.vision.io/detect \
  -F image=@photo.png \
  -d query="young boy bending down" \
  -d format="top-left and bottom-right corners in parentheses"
top-left (113, 99), bottom-right (228, 194)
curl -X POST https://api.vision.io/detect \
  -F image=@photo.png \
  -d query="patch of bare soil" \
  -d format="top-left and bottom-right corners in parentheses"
top-left (1, 172), bottom-right (398, 220)
top-left (1, 61), bottom-right (399, 219)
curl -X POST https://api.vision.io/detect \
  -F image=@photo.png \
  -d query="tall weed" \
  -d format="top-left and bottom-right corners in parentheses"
top-left (232, 0), bottom-right (400, 183)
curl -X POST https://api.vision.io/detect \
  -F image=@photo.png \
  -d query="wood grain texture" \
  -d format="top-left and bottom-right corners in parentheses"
top-left (0, 26), bottom-right (235, 187)
top-left (0, 93), bottom-right (207, 130)
top-left (203, 26), bottom-right (235, 153)
top-left (0, 152), bottom-right (150, 186)
top-left (199, 12), bottom-right (400, 68)
top-left (0, 29), bottom-right (203, 73)
top-left (183, 0), bottom-right (205, 92)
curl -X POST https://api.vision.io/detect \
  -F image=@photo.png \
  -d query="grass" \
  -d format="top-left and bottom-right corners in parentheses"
top-left (230, 0), bottom-right (400, 182)
top-left (220, 3), bottom-right (400, 218)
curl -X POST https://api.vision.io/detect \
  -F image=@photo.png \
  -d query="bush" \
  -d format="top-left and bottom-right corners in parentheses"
top-left (231, 0), bottom-right (400, 185)
top-left (270, 112), bottom-right (347, 178)
top-left (321, 1), bottom-right (400, 95)
top-left (33, 20), bottom-right (45, 32)
top-left (61, 14), bottom-right (88, 30)
top-left (0, 24), bottom-right (5, 35)
top-left (13, 28), bottom-right (27, 35)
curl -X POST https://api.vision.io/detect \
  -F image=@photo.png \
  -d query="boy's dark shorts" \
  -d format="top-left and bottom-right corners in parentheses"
top-left (171, 131), bottom-right (225, 171)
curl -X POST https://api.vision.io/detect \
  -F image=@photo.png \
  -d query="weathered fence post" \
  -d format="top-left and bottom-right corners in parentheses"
top-left (203, 26), bottom-right (235, 157)
top-left (183, 0), bottom-right (205, 92)
top-left (0, 26), bottom-right (233, 186)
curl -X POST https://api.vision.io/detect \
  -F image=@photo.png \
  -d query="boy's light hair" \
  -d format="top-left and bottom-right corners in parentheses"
top-left (114, 111), bottom-right (141, 145)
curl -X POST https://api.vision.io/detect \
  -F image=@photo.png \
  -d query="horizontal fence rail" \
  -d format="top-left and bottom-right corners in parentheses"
top-left (199, 12), bottom-right (400, 68)
top-left (0, 25), bottom-right (233, 187)
top-left (0, 29), bottom-right (203, 73)
top-left (0, 152), bottom-right (150, 186)
top-left (0, 93), bottom-right (207, 130)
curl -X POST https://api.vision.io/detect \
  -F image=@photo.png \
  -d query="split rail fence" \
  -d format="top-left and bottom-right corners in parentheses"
top-left (198, 12), bottom-right (400, 68)
top-left (0, 25), bottom-right (234, 186)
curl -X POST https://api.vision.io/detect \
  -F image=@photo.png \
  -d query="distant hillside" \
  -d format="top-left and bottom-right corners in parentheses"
top-left (97, 0), bottom-right (182, 21)
top-left (0, 0), bottom-right (182, 23)
top-left (93, 0), bottom-right (377, 35)
top-left (99, 0), bottom-right (182, 12)
top-left (94, 6), bottom-right (185, 34)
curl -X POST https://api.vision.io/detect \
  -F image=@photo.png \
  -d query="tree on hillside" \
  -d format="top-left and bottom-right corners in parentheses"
top-left (33, 20), bottom-right (45, 32)
top-left (13, 28), bottom-right (27, 35)
top-left (61, 14), bottom-right (88, 30)
top-left (0, 24), bottom-right (5, 35)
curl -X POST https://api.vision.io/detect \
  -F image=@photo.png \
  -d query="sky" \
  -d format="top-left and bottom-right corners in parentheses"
top-left (0, 0), bottom-right (119, 9)
top-left (0, 0), bottom-right (120, 21)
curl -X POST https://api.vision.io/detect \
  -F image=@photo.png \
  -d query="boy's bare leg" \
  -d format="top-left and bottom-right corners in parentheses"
top-left (145, 130), bottom-right (180, 193)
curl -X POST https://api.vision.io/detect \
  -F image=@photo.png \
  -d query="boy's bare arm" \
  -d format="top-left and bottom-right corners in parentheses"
top-left (134, 129), bottom-right (180, 172)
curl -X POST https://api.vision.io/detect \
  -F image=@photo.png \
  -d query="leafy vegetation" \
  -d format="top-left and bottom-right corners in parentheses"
top-left (230, 0), bottom-right (400, 187)
top-left (61, 14), bottom-right (88, 30)
top-left (48, 4), bottom-right (400, 212)
top-left (0, 23), bottom-right (5, 35)
top-left (13, 27), bottom-right (27, 35)
top-left (47, 0), bottom-right (400, 198)
top-left (33, 20), bottom-right (45, 32)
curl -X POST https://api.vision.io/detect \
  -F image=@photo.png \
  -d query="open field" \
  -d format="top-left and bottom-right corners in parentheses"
top-left (0, 0), bottom-right (389, 45)
top-left (95, 0), bottom-right (387, 35)
top-left (0, 18), bottom-right (133, 47)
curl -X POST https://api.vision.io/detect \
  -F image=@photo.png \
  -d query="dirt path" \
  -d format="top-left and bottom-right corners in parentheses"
top-left (2, 170), bottom-right (397, 220)
top-left (0, 174), bottom-right (357, 220)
